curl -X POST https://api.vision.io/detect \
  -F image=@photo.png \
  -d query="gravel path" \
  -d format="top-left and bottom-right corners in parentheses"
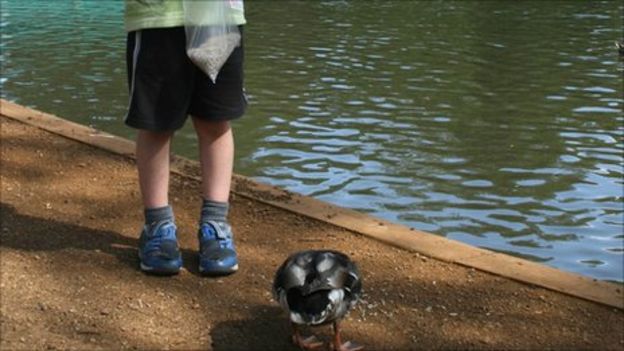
top-left (1, 116), bottom-right (622, 350)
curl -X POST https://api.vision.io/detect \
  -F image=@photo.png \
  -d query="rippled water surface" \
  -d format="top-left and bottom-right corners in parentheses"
top-left (1, 0), bottom-right (623, 282)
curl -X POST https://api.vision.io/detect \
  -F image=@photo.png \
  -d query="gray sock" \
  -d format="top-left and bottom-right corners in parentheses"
top-left (144, 205), bottom-right (174, 226)
top-left (200, 199), bottom-right (229, 223)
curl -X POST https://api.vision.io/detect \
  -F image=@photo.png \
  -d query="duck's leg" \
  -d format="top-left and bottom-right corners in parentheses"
top-left (291, 322), bottom-right (323, 350)
top-left (332, 321), bottom-right (363, 351)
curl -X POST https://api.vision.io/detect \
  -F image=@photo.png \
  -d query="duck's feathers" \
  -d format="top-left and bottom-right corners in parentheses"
top-left (273, 250), bottom-right (362, 325)
top-left (273, 250), bottom-right (361, 296)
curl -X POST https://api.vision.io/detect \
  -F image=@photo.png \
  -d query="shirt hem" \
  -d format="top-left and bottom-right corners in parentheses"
top-left (125, 17), bottom-right (247, 33)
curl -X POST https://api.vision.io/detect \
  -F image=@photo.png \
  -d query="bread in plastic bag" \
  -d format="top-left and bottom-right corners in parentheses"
top-left (183, 0), bottom-right (243, 83)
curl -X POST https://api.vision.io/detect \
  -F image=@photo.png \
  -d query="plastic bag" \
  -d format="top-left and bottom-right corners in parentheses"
top-left (183, 0), bottom-right (243, 83)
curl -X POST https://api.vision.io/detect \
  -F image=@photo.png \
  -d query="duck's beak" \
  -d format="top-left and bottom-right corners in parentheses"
top-left (302, 279), bottom-right (327, 295)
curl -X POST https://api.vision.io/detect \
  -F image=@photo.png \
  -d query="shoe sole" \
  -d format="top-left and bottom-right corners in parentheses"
top-left (138, 251), bottom-right (181, 276)
top-left (199, 264), bottom-right (239, 276)
top-left (140, 262), bottom-right (181, 276)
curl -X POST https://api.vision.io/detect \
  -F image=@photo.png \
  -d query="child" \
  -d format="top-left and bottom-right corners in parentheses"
top-left (124, 0), bottom-right (246, 275)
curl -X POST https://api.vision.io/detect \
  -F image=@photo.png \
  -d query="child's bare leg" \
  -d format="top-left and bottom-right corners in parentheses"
top-left (192, 117), bottom-right (234, 202)
top-left (136, 130), bottom-right (174, 208)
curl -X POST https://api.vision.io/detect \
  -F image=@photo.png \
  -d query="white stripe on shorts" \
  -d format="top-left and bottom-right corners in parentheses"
top-left (124, 30), bottom-right (142, 123)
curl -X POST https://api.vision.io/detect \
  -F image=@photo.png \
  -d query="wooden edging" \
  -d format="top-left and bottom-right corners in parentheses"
top-left (1, 99), bottom-right (622, 310)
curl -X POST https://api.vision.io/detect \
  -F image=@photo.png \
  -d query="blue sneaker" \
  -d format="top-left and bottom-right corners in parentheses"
top-left (138, 220), bottom-right (182, 275)
top-left (198, 220), bottom-right (239, 276)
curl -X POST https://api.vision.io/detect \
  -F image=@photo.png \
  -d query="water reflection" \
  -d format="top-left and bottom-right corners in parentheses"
top-left (242, 0), bottom-right (623, 282)
top-left (0, 0), bottom-right (127, 133)
top-left (1, 0), bottom-right (622, 282)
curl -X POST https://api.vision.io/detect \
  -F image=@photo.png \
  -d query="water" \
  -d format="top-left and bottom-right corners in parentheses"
top-left (1, 0), bottom-right (622, 282)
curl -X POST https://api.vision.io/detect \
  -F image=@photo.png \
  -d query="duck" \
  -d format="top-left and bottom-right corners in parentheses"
top-left (617, 41), bottom-right (624, 56)
top-left (273, 250), bottom-right (363, 351)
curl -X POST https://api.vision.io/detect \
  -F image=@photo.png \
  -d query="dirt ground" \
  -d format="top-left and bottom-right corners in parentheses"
top-left (1, 115), bottom-right (623, 351)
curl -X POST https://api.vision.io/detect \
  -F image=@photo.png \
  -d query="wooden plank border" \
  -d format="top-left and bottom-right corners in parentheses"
top-left (2, 99), bottom-right (622, 309)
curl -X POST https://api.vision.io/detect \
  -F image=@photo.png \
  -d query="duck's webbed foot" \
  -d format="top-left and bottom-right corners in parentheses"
top-left (291, 323), bottom-right (324, 350)
top-left (333, 340), bottom-right (364, 351)
top-left (293, 335), bottom-right (324, 350)
top-left (331, 321), bottom-right (363, 351)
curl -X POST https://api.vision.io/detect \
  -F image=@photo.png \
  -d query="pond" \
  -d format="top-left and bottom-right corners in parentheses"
top-left (1, 0), bottom-right (622, 282)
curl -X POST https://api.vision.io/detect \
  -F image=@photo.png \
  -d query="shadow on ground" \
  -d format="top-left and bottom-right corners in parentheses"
top-left (210, 305), bottom-right (292, 351)
top-left (0, 202), bottom-right (209, 276)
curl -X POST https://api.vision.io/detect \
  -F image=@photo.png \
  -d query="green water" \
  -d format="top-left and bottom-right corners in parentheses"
top-left (1, 0), bottom-right (623, 282)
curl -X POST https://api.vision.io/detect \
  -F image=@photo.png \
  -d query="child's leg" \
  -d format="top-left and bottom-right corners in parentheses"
top-left (192, 117), bottom-right (234, 203)
top-left (136, 130), bottom-right (182, 275)
top-left (193, 117), bottom-right (239, 275)
top-left (124, 27), bottom-right (194, 275)
top-left (135, 128), bottom-right (182, 275)
top-left (187, 29), bottom-right (245, 276)
top-left (136, 129), bottom-right (174, 208)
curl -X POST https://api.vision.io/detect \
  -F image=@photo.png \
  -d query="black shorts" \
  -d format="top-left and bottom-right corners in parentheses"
top-left (124, 26), bottom-right (246, 131)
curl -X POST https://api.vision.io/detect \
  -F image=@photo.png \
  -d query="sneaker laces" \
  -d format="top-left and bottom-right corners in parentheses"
top-left (199, 221), bottom-right (233, 250)
top-left (143, 221), bottom-right (177, 257)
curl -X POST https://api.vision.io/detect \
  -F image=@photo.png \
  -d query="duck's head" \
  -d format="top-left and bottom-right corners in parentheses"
top-left (286, 286), bottom-right (334, 325)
